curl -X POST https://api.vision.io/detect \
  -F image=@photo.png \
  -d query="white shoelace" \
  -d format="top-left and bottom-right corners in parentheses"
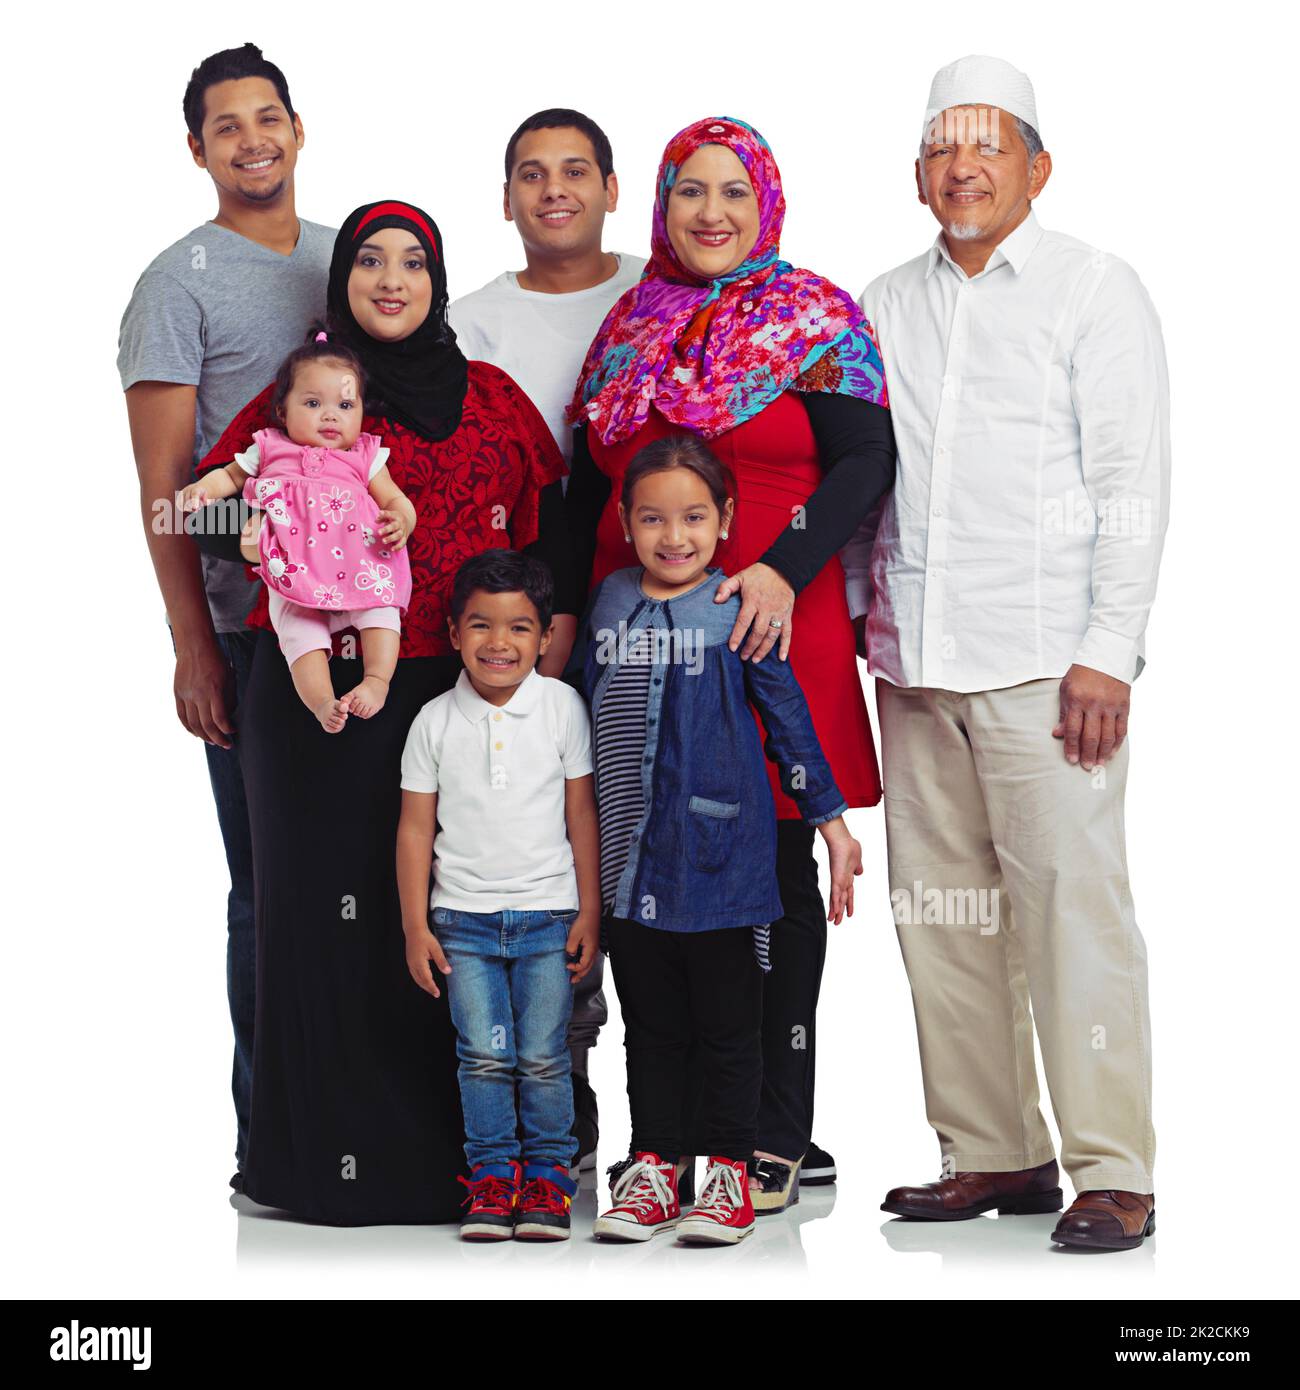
top-left (610, 1159), bottom-right (675, 1216)
top-left (692, 1161), bottom-right (745, 1220)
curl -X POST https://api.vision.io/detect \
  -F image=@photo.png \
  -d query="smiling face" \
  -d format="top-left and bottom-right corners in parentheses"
top-left (189, 76), bottom-right (303, 204)
top-left (619, 466), bottom-right (735, 595)
top-left (506, 125), bottom-right (617, 260)
top-left (449, 588), bottom-right (550, 697)
top-left (346, 227), bottom-right (434, 343)
top-left (280, 358), bottom-right (364, 449)
top-left (916, 105), bottom-right (1050, 246)
top-left (665, 143), bottom-right (761, 279)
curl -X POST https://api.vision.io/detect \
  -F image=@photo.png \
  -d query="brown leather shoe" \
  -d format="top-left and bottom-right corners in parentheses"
top-left (1051, 1190), bottom-right (1155, 1250)
top-left (881, 1159), bottom-right (1063, 1220)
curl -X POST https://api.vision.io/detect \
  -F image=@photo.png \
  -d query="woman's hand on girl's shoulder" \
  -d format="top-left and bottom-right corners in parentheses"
top-left (714, 562), bottom-right (795, 662)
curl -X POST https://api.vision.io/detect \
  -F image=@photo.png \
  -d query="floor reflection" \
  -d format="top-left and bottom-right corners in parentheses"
top-left (233, 1169), bottom-right (838, 1272)
top-left (880, 1211), bottom-right (1157, 1273)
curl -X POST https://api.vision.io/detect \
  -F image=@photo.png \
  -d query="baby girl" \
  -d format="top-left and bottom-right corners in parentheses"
top-left (182, 331), bottom-right (416, 732)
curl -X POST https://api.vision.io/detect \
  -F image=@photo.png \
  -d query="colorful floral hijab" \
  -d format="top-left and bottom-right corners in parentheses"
top-left (569, 116), bottom-right (888, 445)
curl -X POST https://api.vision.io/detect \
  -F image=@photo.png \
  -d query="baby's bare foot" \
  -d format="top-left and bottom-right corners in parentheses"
top-left (315, 693), bottom-right (351, 733)
top-left (344, 676), bottom-right (389, 719)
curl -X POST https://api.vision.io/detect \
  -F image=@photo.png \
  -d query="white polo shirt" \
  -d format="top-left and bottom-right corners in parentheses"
top-left (400, 668), bottom-right (593, 912)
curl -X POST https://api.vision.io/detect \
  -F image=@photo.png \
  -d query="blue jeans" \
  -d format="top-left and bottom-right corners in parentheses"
top-left (201, 629), bottom-right (258, 1170)
top-left (433, 906), bottom-right (579, 1171)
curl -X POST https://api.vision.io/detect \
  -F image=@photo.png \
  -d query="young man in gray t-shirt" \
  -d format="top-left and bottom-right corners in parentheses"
top-left (118, 43), bottom-right (334, 1180)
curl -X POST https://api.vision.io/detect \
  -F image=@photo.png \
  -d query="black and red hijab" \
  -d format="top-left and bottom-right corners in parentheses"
top-left (326, 200), bottom-right (469, 442)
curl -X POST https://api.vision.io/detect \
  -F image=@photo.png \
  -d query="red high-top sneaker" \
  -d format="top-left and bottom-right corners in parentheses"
top-left (677, 1157), bottom-right (755, 1244)
top-left (593, 1152), bottom-right (681, 1242)
top-left (457, 1161), bottom-right (520, 1241)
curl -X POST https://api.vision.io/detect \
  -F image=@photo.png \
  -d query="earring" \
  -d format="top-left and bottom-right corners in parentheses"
top-left (624, 534), bottom-right (632, 543)
top-left (720, 530), bottom-right (729, 540)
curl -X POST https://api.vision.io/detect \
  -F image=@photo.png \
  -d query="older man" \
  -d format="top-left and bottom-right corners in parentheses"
top-left (845, 55), bottom-right (1169, 1250)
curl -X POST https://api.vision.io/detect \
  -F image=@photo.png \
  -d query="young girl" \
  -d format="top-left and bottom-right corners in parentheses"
top-left (182, 331), bottom-right (416, 732)
top-left (570, 435), bottom-right (863, 1246)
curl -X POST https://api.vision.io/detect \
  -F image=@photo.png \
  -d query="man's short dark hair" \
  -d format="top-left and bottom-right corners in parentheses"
top-left (450, 550), bottom-right (554, 631)
top-left (504, 108), bottom-right (614, 184)
top-left (184, 43), bottom-right (295, 146)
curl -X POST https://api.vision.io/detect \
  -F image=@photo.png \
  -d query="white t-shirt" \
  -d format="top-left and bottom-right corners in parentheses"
top-left (448, 253), bottom-right (646, 463)
top-left (400, 668), bottom-right (593, 912)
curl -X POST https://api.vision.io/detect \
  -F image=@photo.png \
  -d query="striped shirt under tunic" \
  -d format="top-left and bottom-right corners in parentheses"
top-left (594, 628), bottom-right (771, 971)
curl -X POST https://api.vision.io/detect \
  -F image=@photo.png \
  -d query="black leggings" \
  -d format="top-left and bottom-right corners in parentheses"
top-left (756, 821), bottom-right (828, 1159)
top-left (677, 822), bottom-right (828, 1162)
top-left (607, 917), bottom-right (762, 1164)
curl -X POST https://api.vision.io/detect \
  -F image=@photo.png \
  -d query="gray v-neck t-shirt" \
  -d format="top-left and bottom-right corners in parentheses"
top-left (118, 217), bottom-right (336, 631)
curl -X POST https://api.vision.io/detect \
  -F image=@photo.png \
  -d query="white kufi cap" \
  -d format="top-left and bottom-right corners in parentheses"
top-left (923, 54), bottom-right (1039, 137)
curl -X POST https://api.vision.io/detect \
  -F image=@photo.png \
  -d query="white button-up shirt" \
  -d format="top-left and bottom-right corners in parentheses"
top-left (843, 211), bottom-right (1170, 691)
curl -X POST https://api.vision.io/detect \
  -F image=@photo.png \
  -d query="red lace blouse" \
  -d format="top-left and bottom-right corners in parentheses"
top-left (199, 361), bottom-right (566, 658)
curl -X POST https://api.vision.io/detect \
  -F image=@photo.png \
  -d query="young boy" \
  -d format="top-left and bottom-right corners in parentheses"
top-left (448, 109), bottom-right (645, 1164)
top-left (397, 550), bottom-right (600, 1241)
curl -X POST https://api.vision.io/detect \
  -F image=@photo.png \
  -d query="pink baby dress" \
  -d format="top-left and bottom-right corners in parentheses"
top-left (239, 428), bottom-right (413, 613)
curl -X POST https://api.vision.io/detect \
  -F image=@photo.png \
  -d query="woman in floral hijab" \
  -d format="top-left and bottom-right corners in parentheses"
top-left (565, 116), bottom-right (896, 1212)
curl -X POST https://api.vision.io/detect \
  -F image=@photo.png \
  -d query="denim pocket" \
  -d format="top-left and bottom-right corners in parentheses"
top-left (686, 795), bottom-right (741, 873)
top-left (547, 909), bottom-right (578, 922)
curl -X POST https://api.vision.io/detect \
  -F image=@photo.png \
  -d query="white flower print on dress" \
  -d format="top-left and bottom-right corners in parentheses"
top-left (322, 486), bottom-right (356, 524)
top-left (797, 307), bottom-right (830, 335)
top-left (314, 584), bottom-right (344, 609)
top-left (361, 525), bottom-right (376, 548)
top-left (355, 558), bottom-right (396, 605)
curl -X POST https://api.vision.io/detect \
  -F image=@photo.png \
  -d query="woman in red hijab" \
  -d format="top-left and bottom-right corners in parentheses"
top-left (565, 118), bottom-right (895, 1210)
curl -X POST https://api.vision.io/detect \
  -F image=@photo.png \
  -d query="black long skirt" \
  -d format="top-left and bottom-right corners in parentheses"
top-left (238, 631), bottom-right (466, 1224)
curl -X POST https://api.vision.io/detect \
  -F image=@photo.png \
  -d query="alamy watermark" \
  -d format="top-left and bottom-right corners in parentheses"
top-left (592, 621), bottom-right (705, 677)
top-left (891, 880), bottom-right (1001, 935)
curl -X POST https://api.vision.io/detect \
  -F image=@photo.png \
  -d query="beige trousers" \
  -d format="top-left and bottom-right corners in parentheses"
top-left (876, 677), bottom-right (1155, 1195)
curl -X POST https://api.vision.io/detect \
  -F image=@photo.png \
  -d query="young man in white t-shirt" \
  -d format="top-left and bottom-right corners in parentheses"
top-left (448, 108), bottom-right (645, 465)
top-left (448, 109), bottom-right (644, 1169)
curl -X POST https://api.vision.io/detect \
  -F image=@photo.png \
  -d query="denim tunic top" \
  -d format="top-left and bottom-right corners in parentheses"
top-left (569, 566), bottom-right (847, 934)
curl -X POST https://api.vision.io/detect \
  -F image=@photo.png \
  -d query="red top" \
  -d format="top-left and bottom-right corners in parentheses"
top-left (201, 361), bottom-right (565, 659)
top-left (588, 392), bottom-right (882, 817)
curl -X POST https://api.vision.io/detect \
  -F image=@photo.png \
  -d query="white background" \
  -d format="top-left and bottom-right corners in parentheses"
top-left (6, 0), bottom-right (1296, 1301)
